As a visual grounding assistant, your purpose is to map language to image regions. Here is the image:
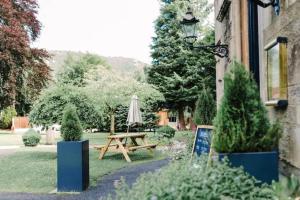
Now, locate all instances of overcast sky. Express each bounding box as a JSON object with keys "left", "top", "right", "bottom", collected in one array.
[{"left": 34, "top": 0, "right": 161, "bottom": 64}]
